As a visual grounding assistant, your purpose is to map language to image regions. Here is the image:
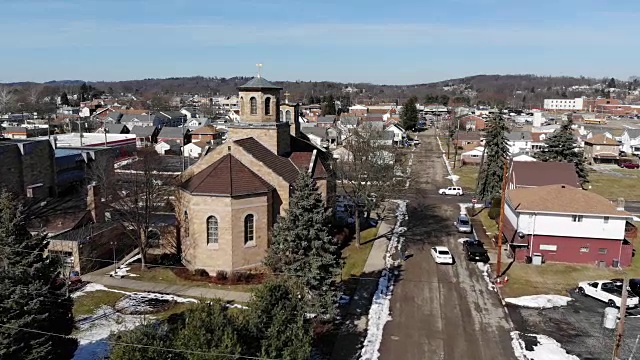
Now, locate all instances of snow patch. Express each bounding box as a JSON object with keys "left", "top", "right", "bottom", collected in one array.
[
  {"left": 477, "top": 262, "right": 496, "bottom": 291},
  {"left": 359, "top": 199, "right": 407, "bottom": 360},
  {"left": 510, "top": 331, "right": 579, "bottom": 360},
  {"left": 446, "top": 174, "right": 460, "bottom": 182},
  {"left": 634, "top": 216, "right": 640, "bottom": 222},
  {"left": 436, "top": 136, "right": 458, "bottom": 186},
  {"left": 505, "top": 295, "right": 572, "bottom": 309},
  {"left": 72, "top": 283, "right": 197, "bottom": 304},
  {"left": 457, "top": 238, "right": 472, "bottom": 244}
]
